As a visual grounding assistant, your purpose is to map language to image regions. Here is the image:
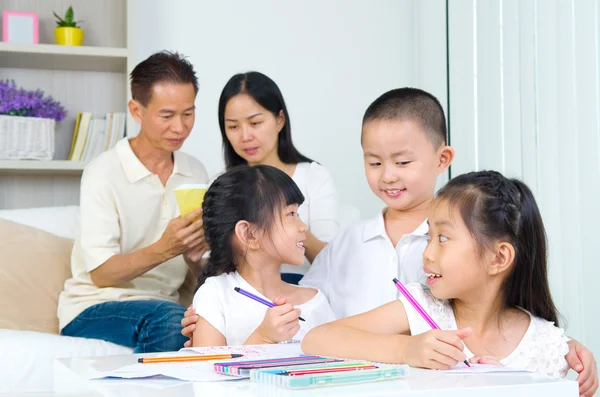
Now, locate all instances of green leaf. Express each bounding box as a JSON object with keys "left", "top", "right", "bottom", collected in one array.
[
  {"left": 65, "top": 6, "right": 74, "bottom": 24},
  {"left": 54, "top": 7, "right": 79, "bottom": 27},
  {"left": 53, "top": 11, "right": 66, "bottom": 25}
]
